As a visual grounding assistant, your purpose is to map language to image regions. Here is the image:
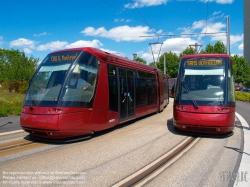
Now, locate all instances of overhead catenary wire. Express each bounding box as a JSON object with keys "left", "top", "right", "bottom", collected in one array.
[
  {"left": 101, "top": 0, "right": 228, "bottom": 60},
  {"left": 198, "top": 1, "right": 209, "bottom": 44},
  {"left": 100, "top": 0, "right": 160, "bottom": 37},
  {"left": 100, "top": 0, "right": 148, "bottom": 26},
  {"left": 139, "top": 32, "right": 227, "bottom": 38},
  {"left": 127, "top": 0, "right": 164, "bottom": 62},
  {"left": 100, "top": 0, "right": 227, "bottom": 40},
  {"left": 128, "top": 0, "right": 159, "bottom": 37}
]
